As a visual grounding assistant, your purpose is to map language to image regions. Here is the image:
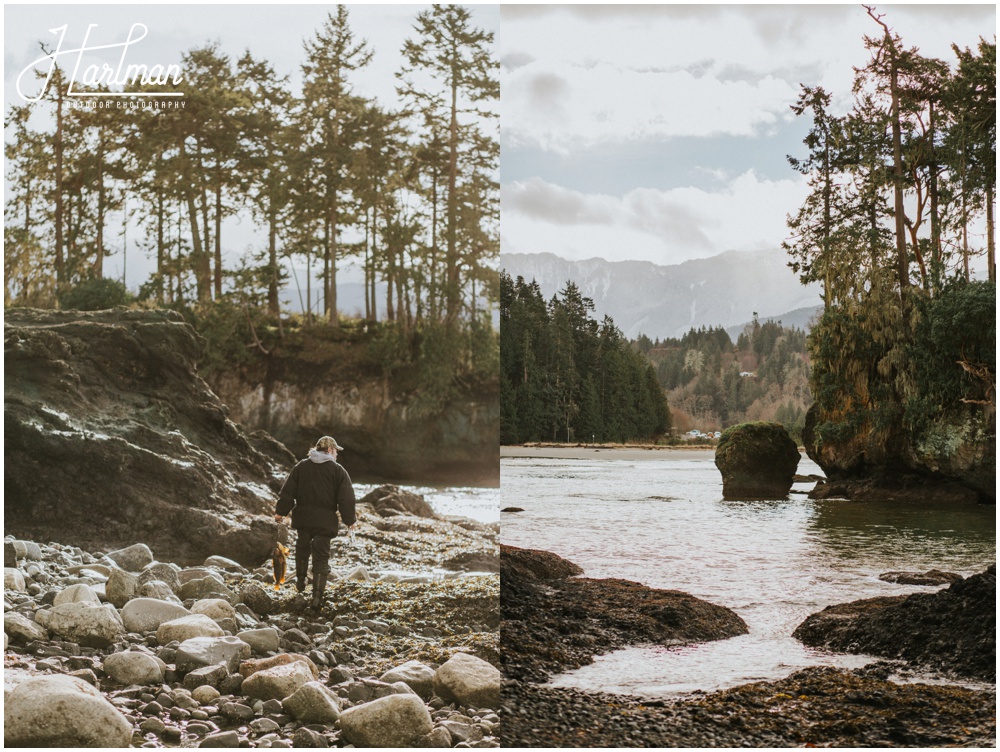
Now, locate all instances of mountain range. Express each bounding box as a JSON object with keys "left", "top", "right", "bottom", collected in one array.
[{"left": 500, "top": 248, "right": 823, "bottom": 340}]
